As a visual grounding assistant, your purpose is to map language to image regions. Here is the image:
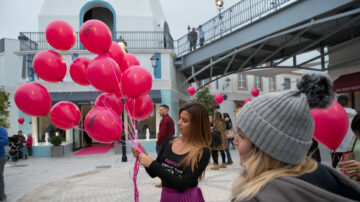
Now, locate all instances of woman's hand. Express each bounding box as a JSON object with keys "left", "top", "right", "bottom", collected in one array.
[
  {"left": 131, "top": 144, "right": 146, "bottom": 158},
  {"left": 339, "top": 160, "right": 360, "bottom": 177},
  {"left": 139, "top": 153, "right": 153, "bottom": 168}
]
